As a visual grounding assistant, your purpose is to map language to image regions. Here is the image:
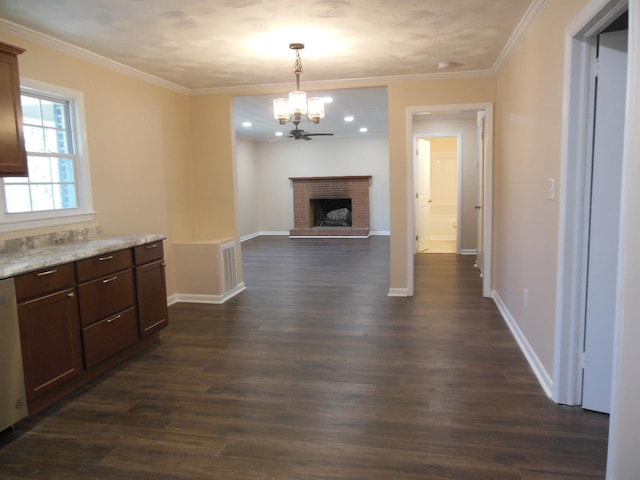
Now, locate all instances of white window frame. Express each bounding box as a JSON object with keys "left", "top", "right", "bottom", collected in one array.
[{"left": 0, "top": 78, "right": 94, "bottom": 233}]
